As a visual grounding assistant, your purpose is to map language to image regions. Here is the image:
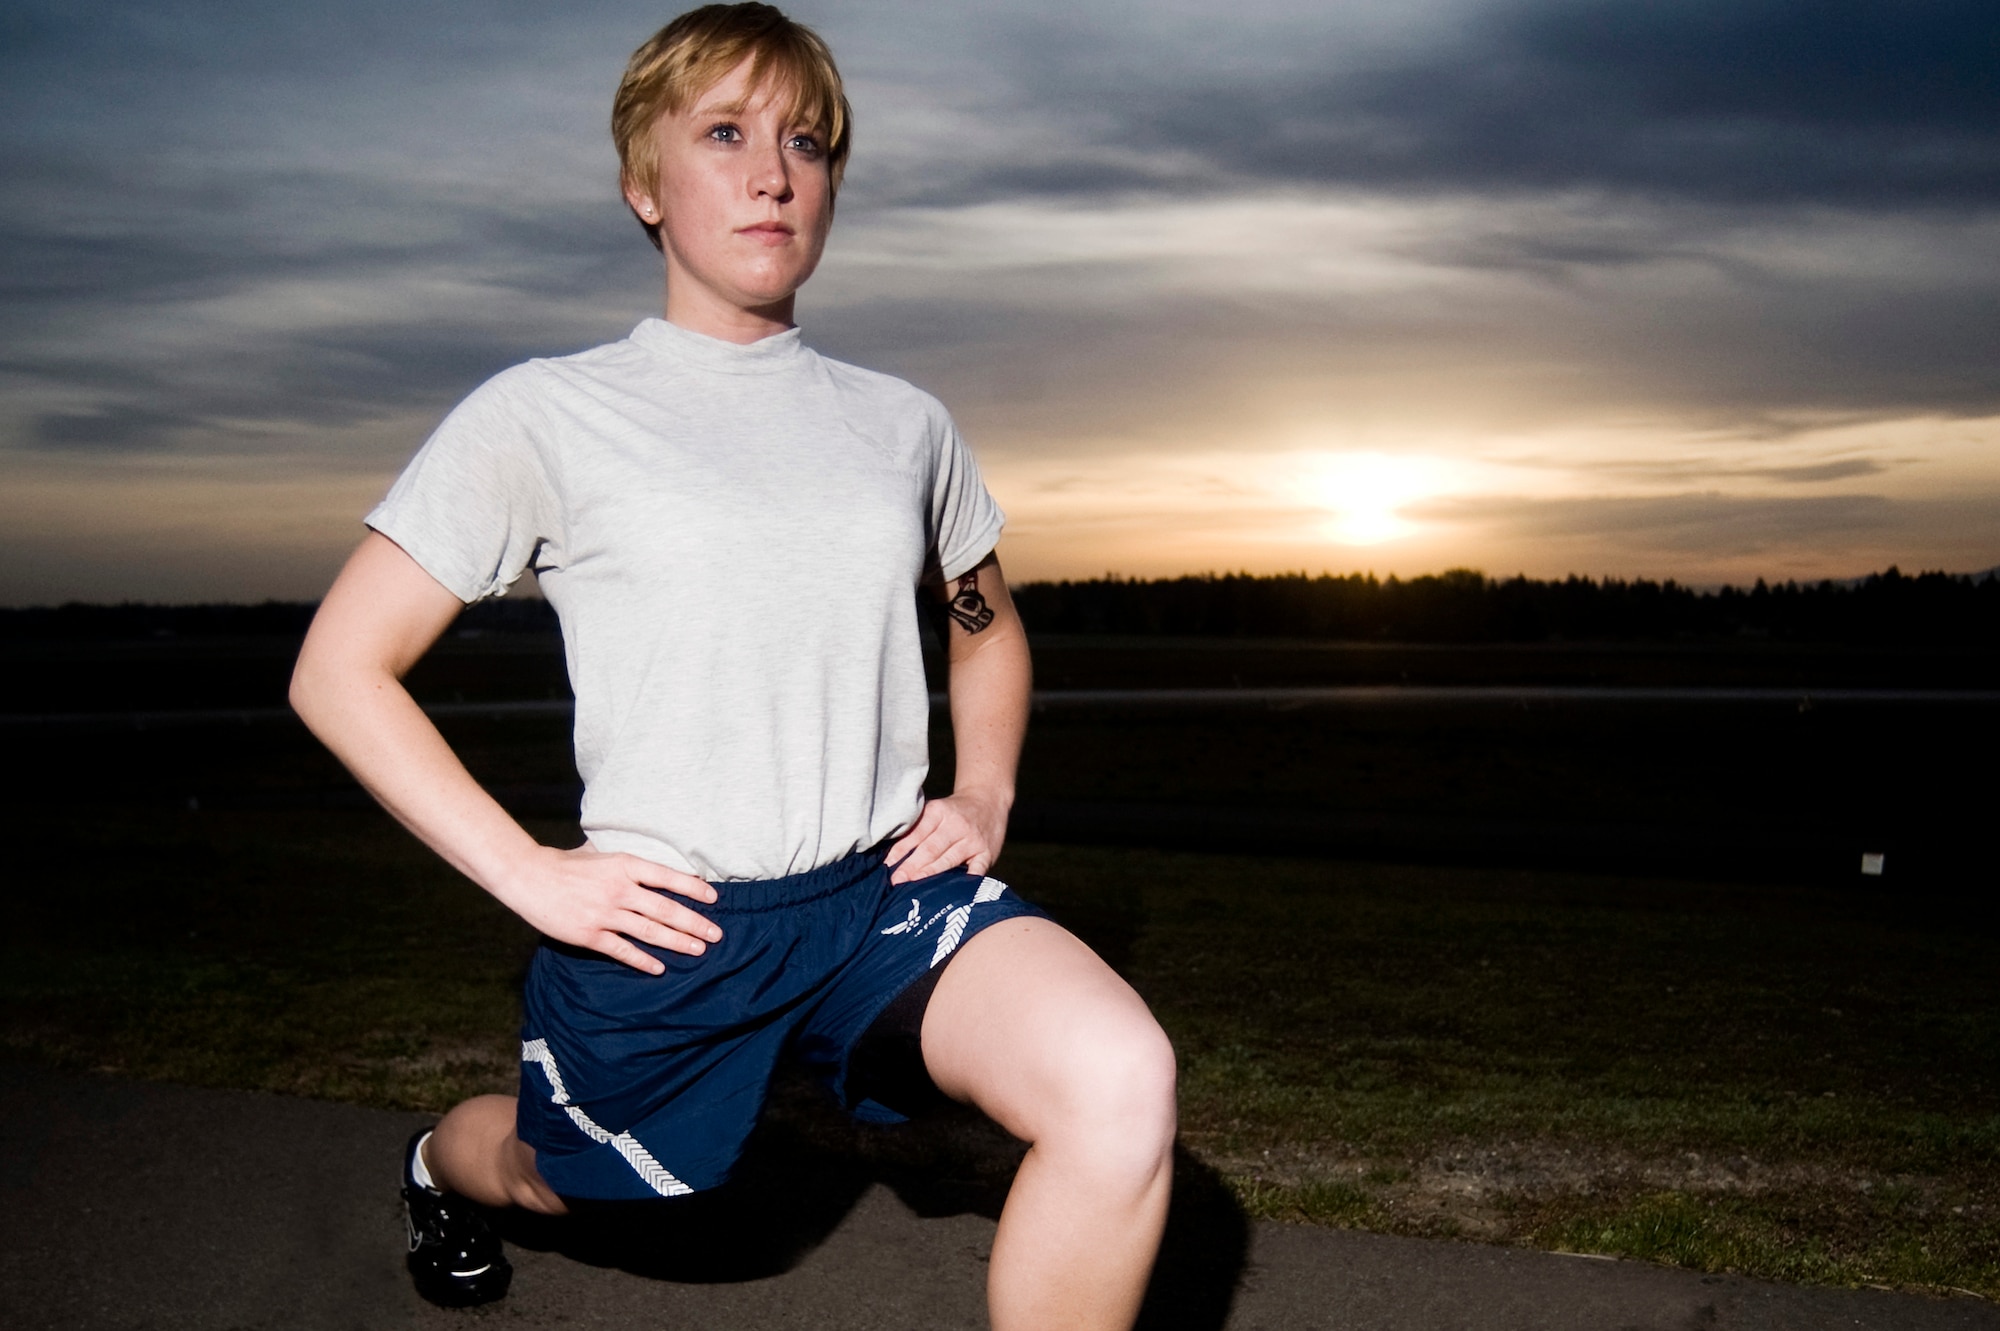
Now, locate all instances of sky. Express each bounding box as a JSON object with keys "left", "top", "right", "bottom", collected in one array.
[{"left": 3, "top": 0, "right": 1998, "bottom": 603}]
